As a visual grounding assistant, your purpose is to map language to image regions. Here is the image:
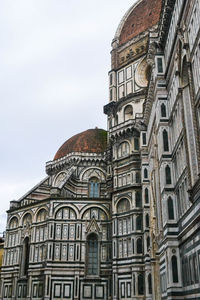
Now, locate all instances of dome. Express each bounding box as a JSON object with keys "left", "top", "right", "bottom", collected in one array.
[
  {"left": 54, "top": 128, "right": 107, "bottom": 160},
  {"left": 115, "top": 0, "right": 162, "bottom": 46}
]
